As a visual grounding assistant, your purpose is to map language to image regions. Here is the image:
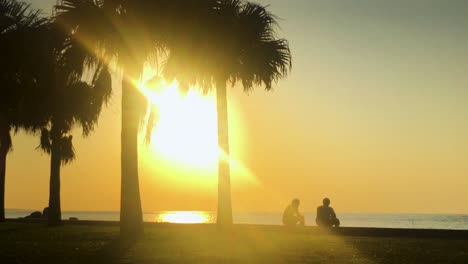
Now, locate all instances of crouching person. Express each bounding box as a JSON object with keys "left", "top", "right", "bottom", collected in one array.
[
  {"left": 283, "top": 199, "right": 305, "bottom": 226},
  {"left": 316, "top": 198, "right": 340, "bottom": 227}
]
